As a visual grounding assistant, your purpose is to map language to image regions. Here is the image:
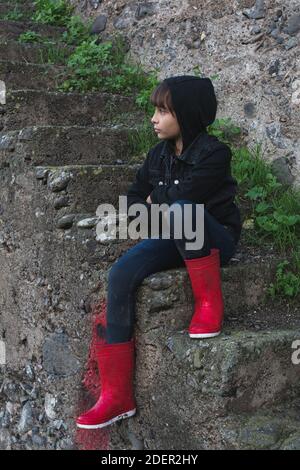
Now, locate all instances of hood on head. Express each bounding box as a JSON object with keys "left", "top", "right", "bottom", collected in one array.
[{"left": 163, "top": 75, "right": 217, "bottom": 154}]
